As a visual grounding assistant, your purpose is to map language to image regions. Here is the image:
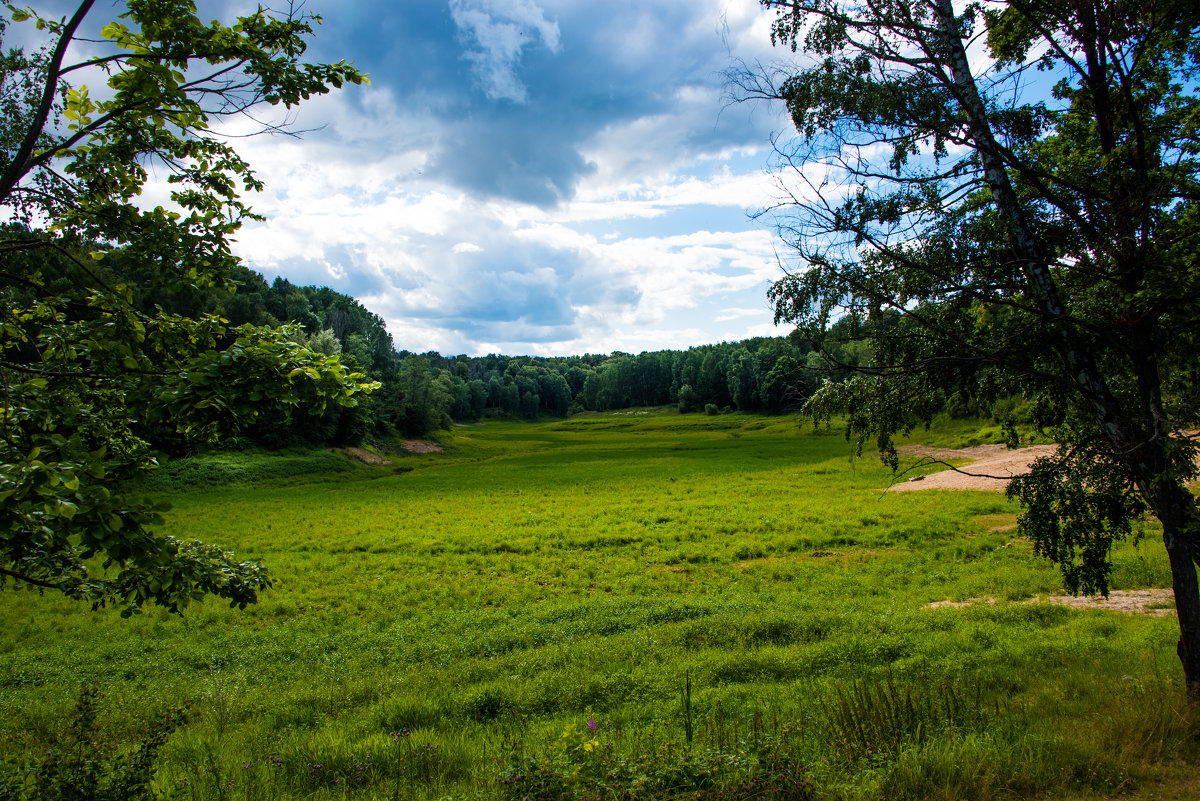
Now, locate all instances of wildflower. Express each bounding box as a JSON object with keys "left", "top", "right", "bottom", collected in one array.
[{"left": 587, "top": 719, "right": 598, "bottom": 731}]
